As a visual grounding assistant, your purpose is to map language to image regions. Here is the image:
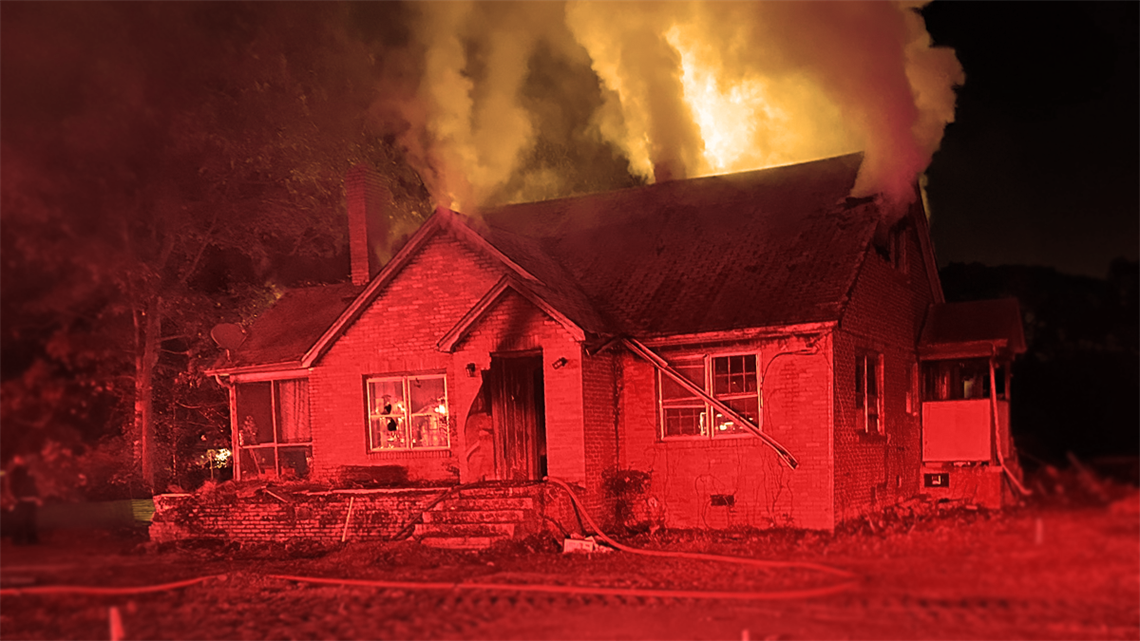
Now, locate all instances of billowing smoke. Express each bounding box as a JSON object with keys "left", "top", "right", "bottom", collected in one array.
[{"left": 380, "top": 1, "right": 962, "bottom": 211}]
